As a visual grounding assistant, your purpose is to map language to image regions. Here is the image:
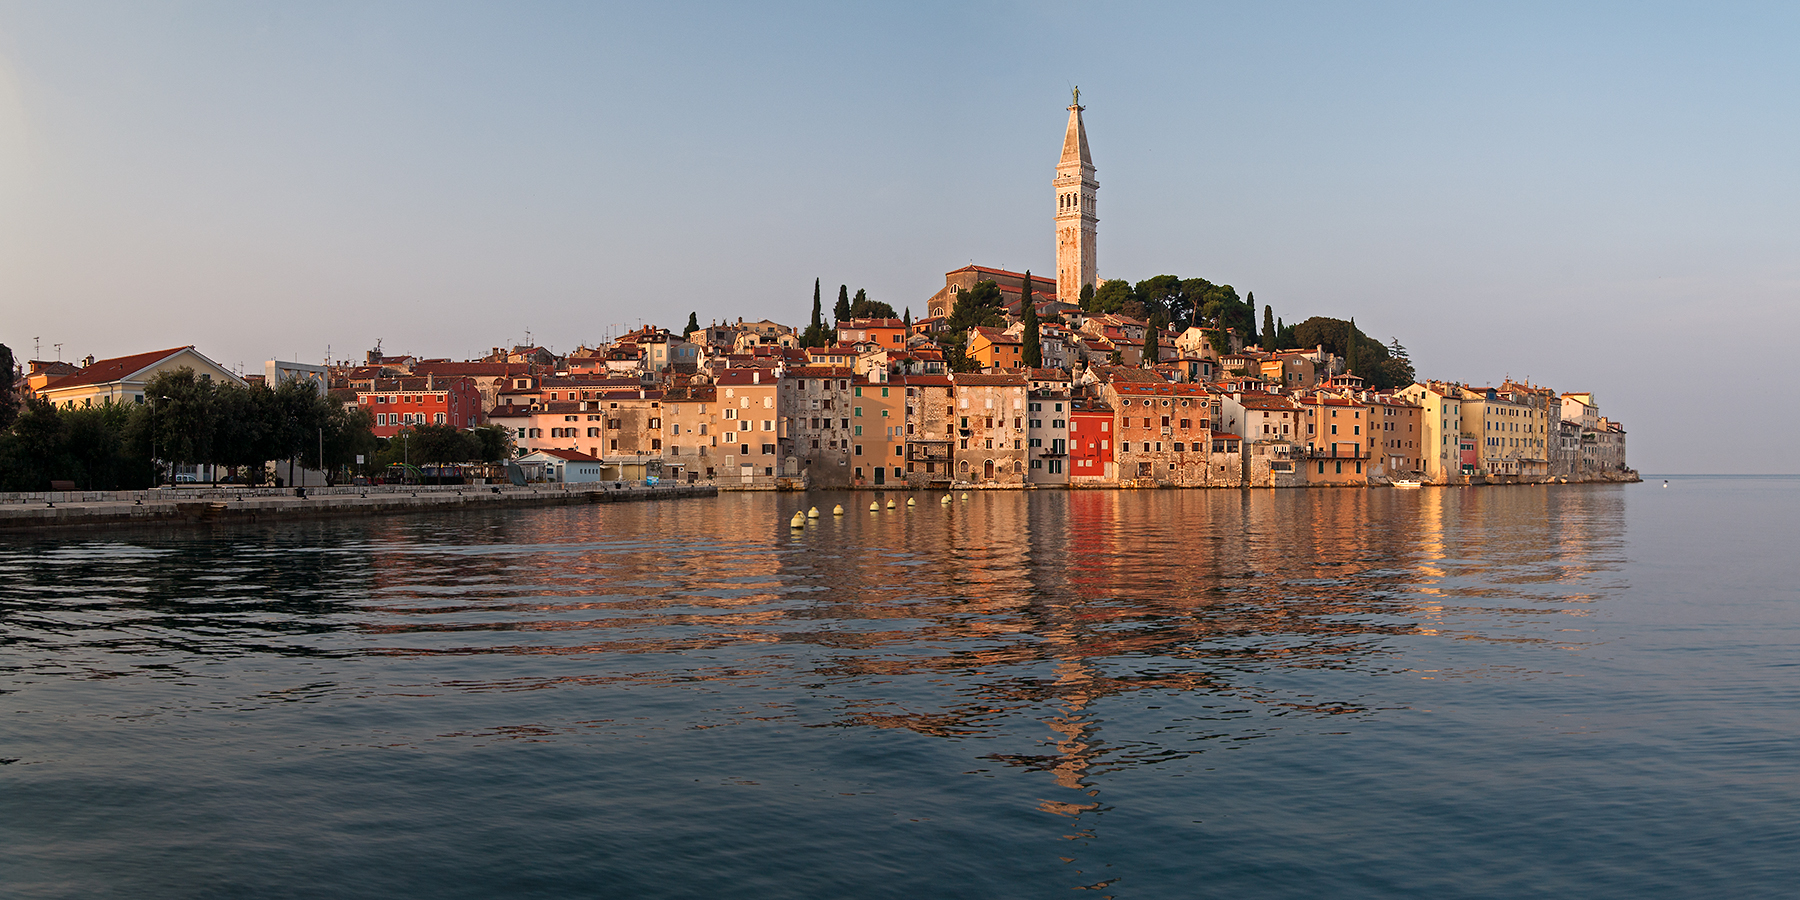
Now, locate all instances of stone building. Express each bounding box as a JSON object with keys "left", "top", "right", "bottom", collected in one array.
[
  {"left": 900, "top": 374, "right": 956, "bottom": 488},
  {"left": 1104, "top": 382, "right": 1244, "bottom": 487},
  {"left": 778, "top": 366, "right": 854, "bottom": 487},
  {"left": 949, "top": 372, "right": 1029, "bottom": 486}
]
